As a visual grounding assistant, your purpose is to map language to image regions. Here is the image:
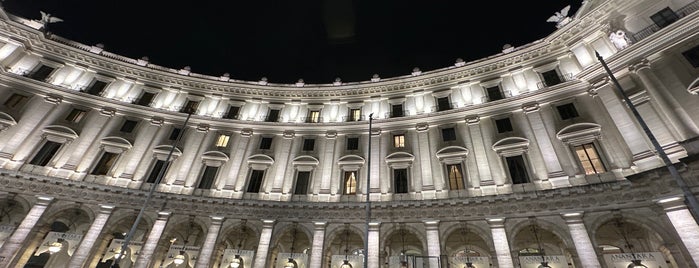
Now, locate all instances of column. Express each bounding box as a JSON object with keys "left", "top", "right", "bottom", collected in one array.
[
  {"left": 0, "top": 95, "right": 61, "bottom": 163},
  {"left": 415, "top": 123, "right": 434, "bottom": 191},
  {"left": 369, "top": 129, "right": 381, "bottom": 194},
  {"left": 113, "top": 117, "right": 165, "bottom": 180},
  {"left": 0, "top": 196, "right": 54, "bottom": 265},
  {"left": 195, "top": 216, "right": 224, "bottom": 268},
  {"left": 522, "top": 103, "right": 566, "bottom": 184},
  {"left": 134, "top": 211, "right": 171, "bottom": 268},
  {"left": 656, "top": 196, "right": 699, "bottom": 265},
  {"left": 253, "top": 219, "right": 275, "bottom": 268},
  {"left": 221, "top": 130, "right": 252, "bottom": 190},
  {"left": 367, "top": 222, "right": 381, "bottom": 268},
  {"left": 423, "top": 220, "right": 441, "bottom": 268},
  {"left": 309, "top": 222, "right": 327, "bottom": 268},
  {"left": 270, "top": 131, "right": 294, "bottom": 195},
  {"left": 466, "top": 116, "right": 493, "bottom": 184},
  {"left": 487, "top": 218, "right": 514, "bottom": 268},
  {"left": 318, "top": 131, "right": 337, "bottom": 195},
  {"left": 561, "top": 212, "right": 602, "bottom": 268},
  {"left": 62, "top": 107, "right": 118, "bottom": 171},
  {"left": 183, "top": 125, "right": 216, "bottom": 186},
  {"left": 67, "top": 204, "right": 115, "bottom": 268},
  {"left": 172, "top": 125, "right": 208, "bottom": 185}
]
